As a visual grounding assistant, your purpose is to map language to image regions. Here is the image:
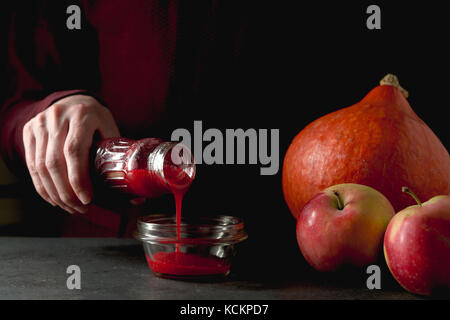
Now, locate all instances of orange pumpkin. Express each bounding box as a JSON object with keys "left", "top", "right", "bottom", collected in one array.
[{"left": 282, "top": 74, "right": 450, "bottom": 219}]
